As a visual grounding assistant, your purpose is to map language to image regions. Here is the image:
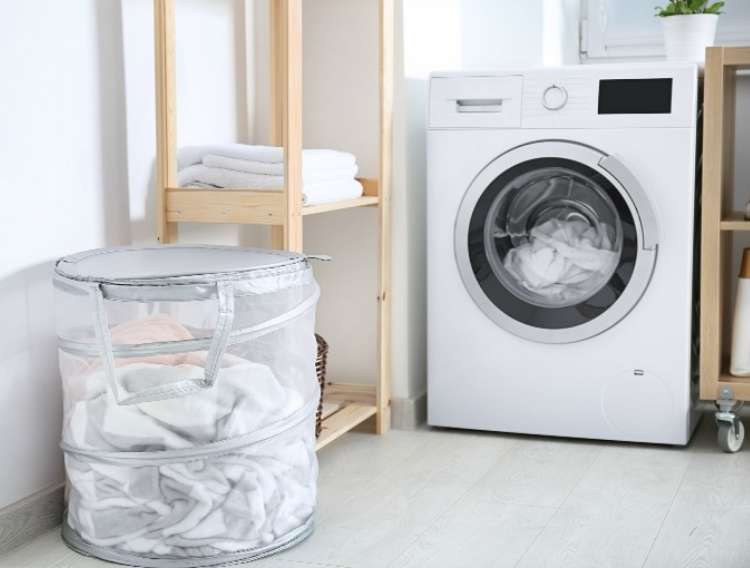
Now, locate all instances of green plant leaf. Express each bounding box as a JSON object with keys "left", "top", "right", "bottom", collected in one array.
[
  {"left": 655, "top": 1, "right": 679, "bottom": 17},
  {"left": 655, "top": 0, "right": 723, "bottom": 15},
  {"left": 678, "top": 1, "right": 693, "bottom": 14}
]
